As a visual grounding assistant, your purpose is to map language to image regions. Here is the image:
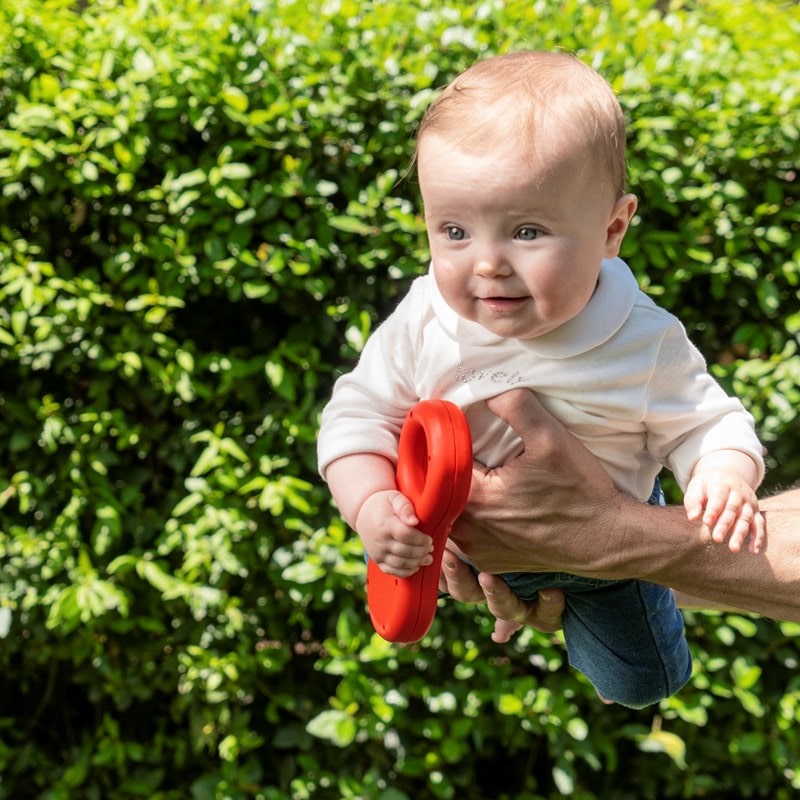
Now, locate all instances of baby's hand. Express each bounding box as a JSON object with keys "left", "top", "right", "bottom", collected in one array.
[
  {"left": 356, "top": 490, "right": 433, "bottom": 577},
  {"left": 684, "top": 469, "right": 765, "bottom": 554}
]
